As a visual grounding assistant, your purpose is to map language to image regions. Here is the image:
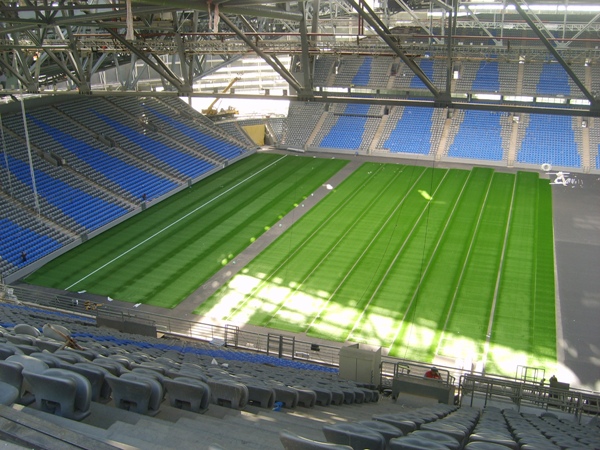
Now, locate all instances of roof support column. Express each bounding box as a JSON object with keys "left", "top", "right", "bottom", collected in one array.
[{"left": 298, "top": 1, "right": 313, "bottom": 93}]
